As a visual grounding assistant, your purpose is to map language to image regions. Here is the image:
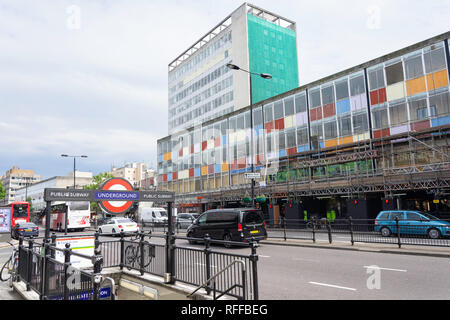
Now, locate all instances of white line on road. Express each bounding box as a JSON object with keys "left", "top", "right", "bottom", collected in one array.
[
  {"left": 308, "top": 282, "right": 357, "bottom": 291},
  {"left": 363, "top": 266, "right": 407, "bottom": 272},
  {"left": 259, "top": 255, "right": 271, "bottom": 258}
]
